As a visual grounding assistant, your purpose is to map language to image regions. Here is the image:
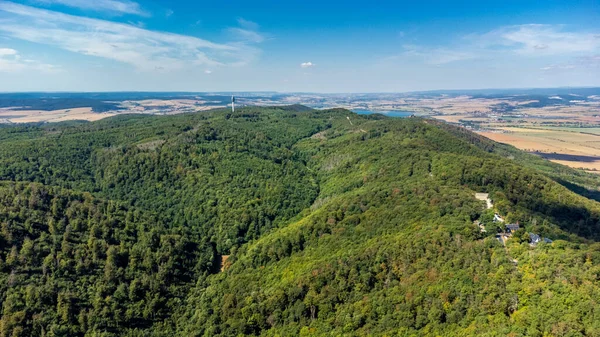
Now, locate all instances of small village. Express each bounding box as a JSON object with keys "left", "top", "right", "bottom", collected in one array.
[{"left": 474, "top": 193, "right": 553, "bottom": 247}]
